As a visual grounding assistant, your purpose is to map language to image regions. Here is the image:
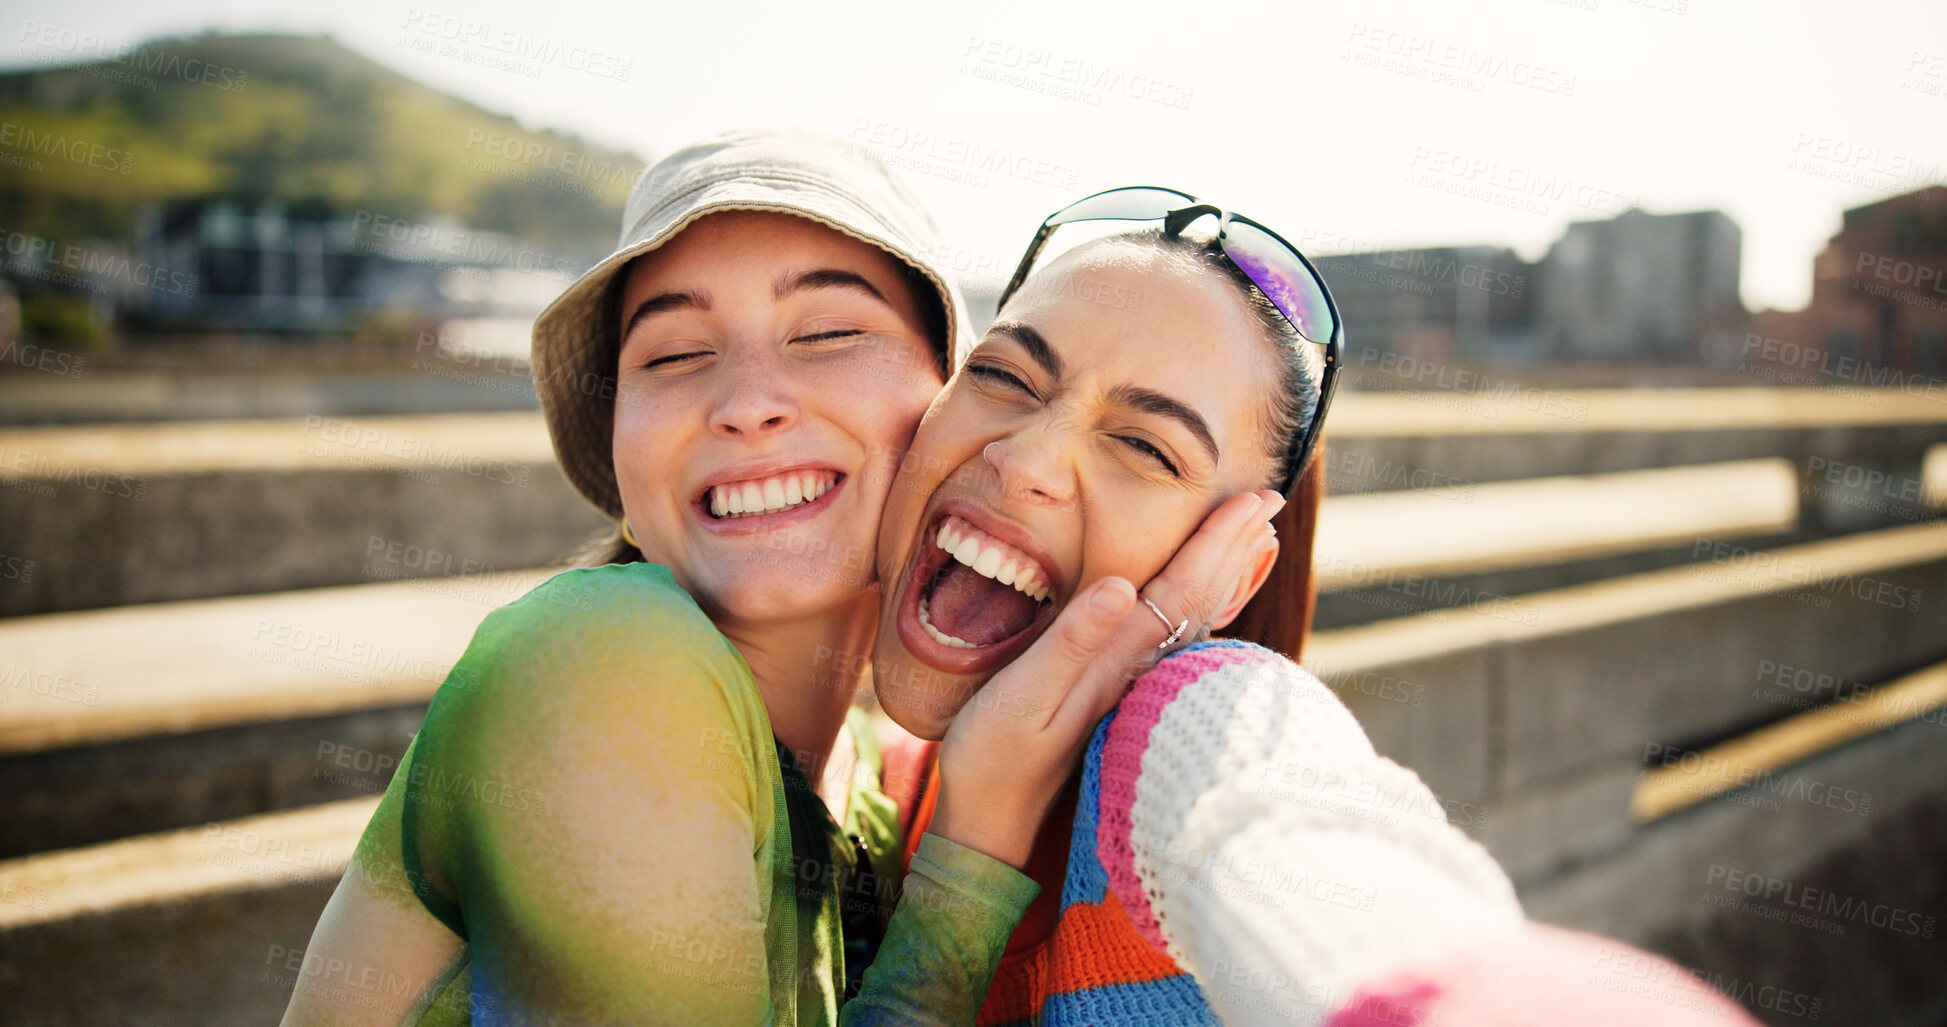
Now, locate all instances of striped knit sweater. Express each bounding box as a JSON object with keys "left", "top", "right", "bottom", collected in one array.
[{"left": 973, "top": 640, "right": 1760, "bottom": 1027}]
